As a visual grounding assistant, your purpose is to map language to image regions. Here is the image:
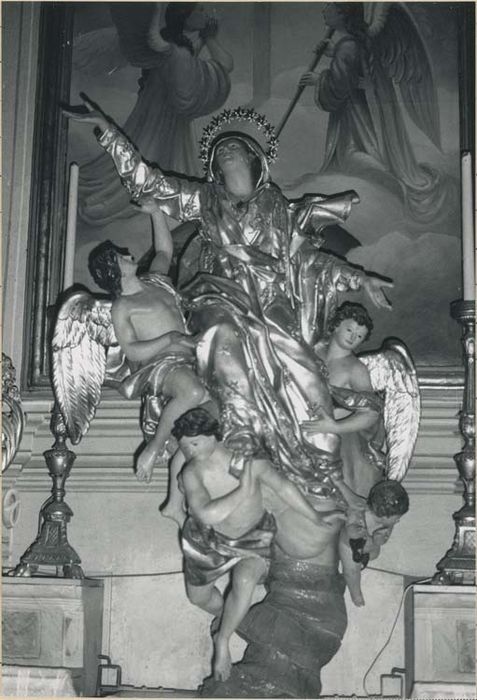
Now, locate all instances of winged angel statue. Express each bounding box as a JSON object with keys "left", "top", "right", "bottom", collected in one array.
[{"left": 301, "top": 2, "right": 454, "bottom": 224}]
